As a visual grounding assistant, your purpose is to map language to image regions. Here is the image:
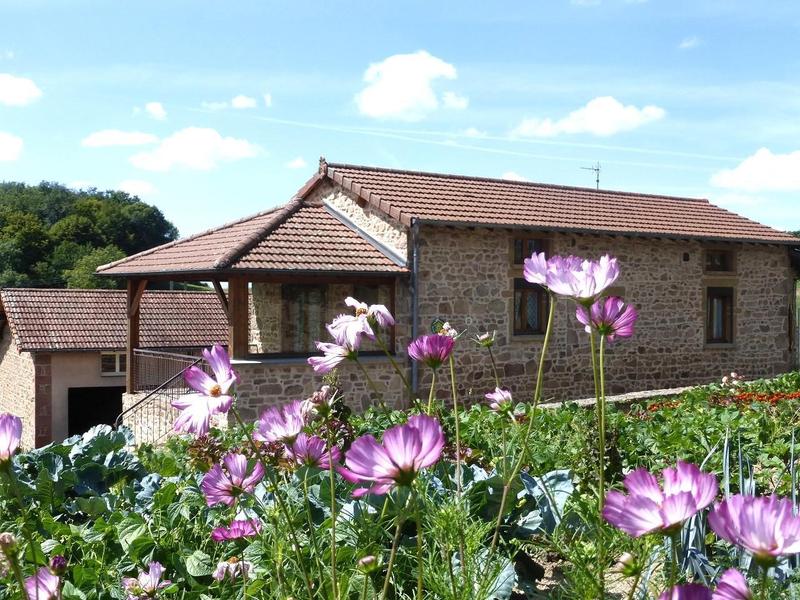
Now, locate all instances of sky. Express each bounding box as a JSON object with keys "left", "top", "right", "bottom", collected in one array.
[{"left": 1, "top": 0, "right": 799, "bottom": 237}]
